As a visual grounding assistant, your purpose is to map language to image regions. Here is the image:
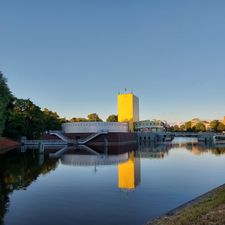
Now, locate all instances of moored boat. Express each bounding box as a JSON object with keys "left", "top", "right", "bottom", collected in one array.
[{"left": 213, "top": 134, "right": 225, "bottom": 144}]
